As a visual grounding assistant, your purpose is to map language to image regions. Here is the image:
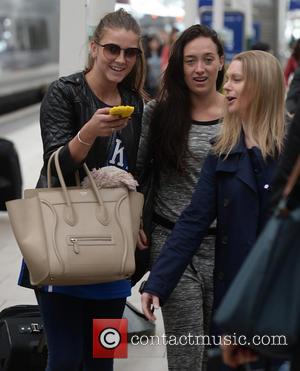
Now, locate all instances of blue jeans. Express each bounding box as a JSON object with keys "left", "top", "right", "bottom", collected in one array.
[{"left": 37, "top": 291, "right": 126, "bottom": 371}]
